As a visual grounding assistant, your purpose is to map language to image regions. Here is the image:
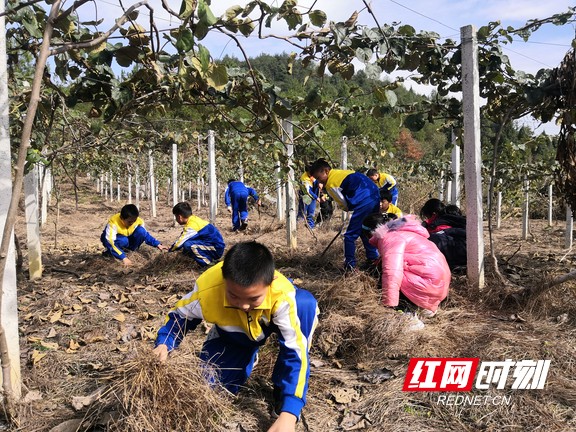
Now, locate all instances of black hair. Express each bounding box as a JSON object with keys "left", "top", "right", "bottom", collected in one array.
[
  {"left": 366, "top": 168, "right": 378, "bottom": 177},
  {"left": 222, "top": 242, "right": 275, "bottom": 287},
  {"left": 120, "top": 204, "right": 139, "bottom": 219},
  {"left": 444, "top": 204, "right": 463, "bottom": 216},
  {"left": 227, "top": 179, "right": 236, "bottom": 185},
  {"left": 420, "top": 198, "right": 445, "bottom": 220},
  {"left": 309, "top": 158, "right": 331, "bottom": 177},
  {"left": 173, "top": 201, "right": 192, "bottom": 218},
  {"left": 379, "top": 189, "right": 393, "bottom": 203},
  {"left": 362, "top": 212, "right": 390, "bottom": 237}
]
